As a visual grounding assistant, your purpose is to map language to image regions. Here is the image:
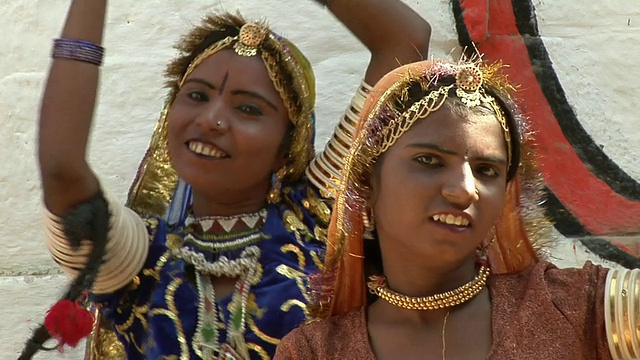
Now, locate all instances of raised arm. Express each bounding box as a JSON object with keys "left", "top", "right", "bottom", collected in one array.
[
  {"left": 39, "top": 0, "right": 107, "bottom": 215},
  {"left": 326, "top": 0, "right": 432, "bottom": 84},
  {"left": 306, "top": 0, "right": 431, "bottom": 198}
]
